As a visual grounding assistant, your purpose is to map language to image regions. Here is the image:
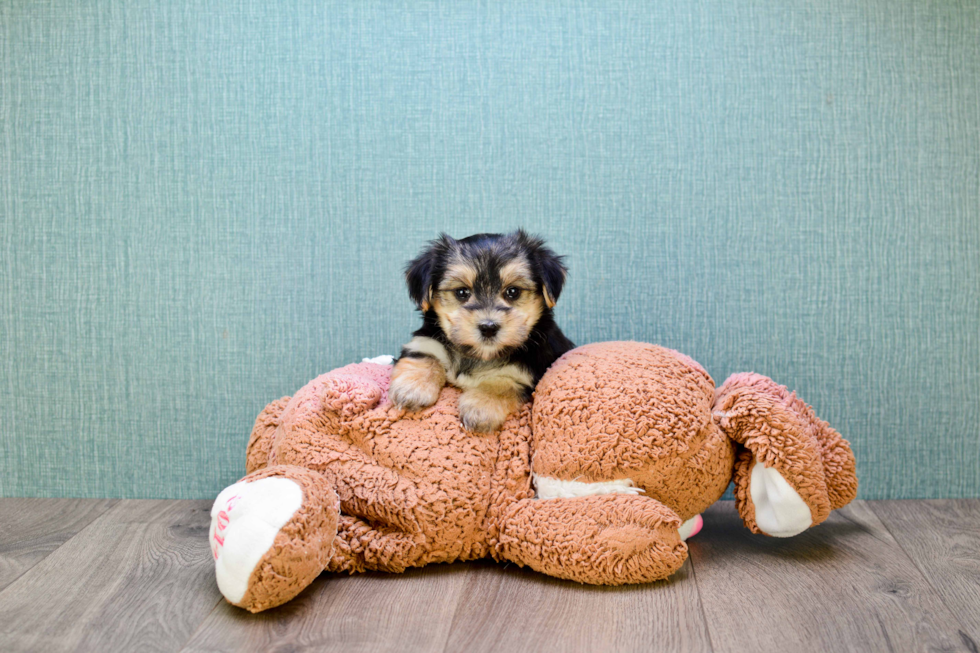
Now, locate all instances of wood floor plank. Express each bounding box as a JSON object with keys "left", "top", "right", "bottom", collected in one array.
[
  {"left": 182, "top": 563, "right": 473, "bottom": 652},
  {"left": 444, "top": 558, "right": 713, "bottom": 653},
  {"left": 871, "top": 499, "right": 980, "bottom": 641},
  {"left": 2, "top": 498, "right": 974, "bottom": 653},
  {"left": 0, "top": 499, "right": 222, "bottom": 653},
  {"left": 688, "top": 500, "right": 975, "bottom": 653},
  {"left": 0, "top": 498, "right": 117, "bottom": 591}
]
